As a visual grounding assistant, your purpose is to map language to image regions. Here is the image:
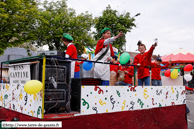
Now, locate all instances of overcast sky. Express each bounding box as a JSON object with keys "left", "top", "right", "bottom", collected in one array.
[{"left": 44, "top": 0, "right": 194, "bottom": 56}]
